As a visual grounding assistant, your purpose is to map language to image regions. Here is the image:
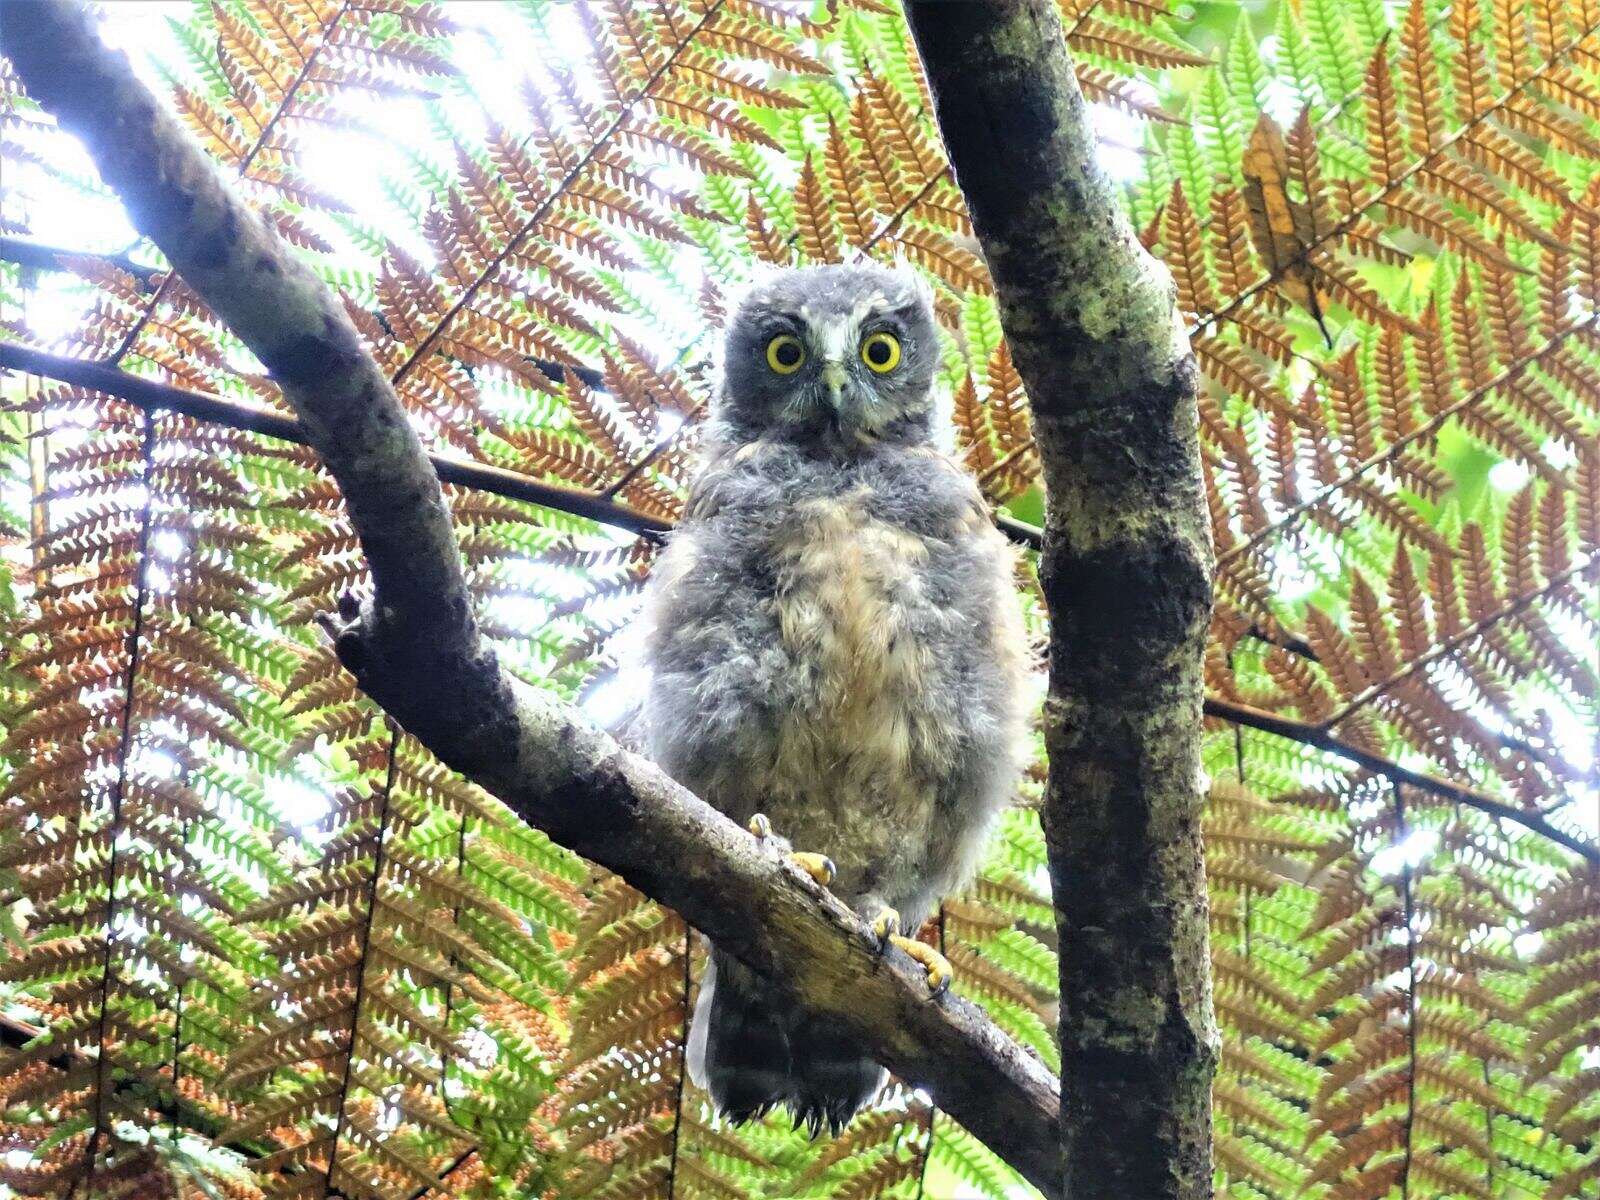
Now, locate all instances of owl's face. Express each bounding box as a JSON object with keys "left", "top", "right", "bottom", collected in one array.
[{"left": 717, "top": 265, "right": 939, "bottom": 446}]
